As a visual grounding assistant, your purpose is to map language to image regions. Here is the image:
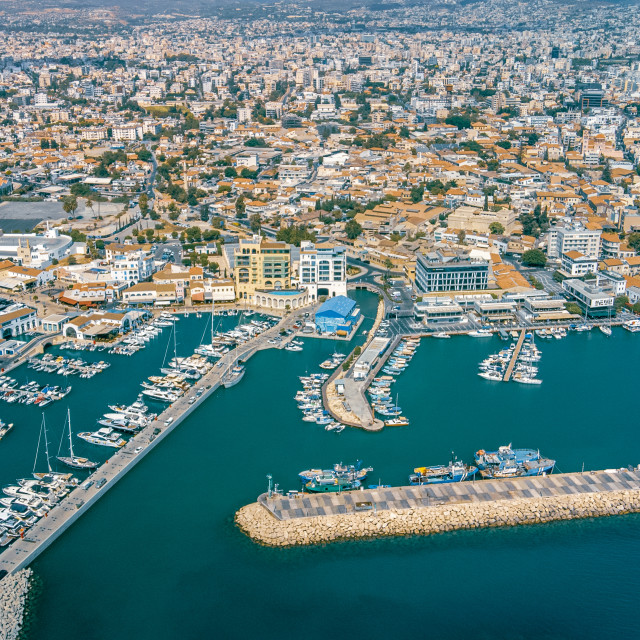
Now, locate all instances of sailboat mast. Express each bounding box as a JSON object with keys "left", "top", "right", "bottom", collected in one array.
[
  {"left": 67, "top": 408, "right": 74, "bottom": 458},
  {"left": 43, "top": 413, "right": 52, "bottom": 473}
]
